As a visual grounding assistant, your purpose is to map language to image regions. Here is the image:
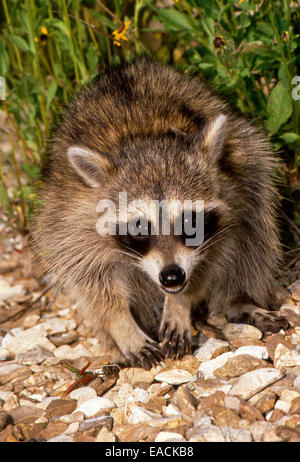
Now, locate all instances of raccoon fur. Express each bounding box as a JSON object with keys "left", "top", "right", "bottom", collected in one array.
[{"left": 30, "top": 60, "right": 286, "bottom": 368}]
